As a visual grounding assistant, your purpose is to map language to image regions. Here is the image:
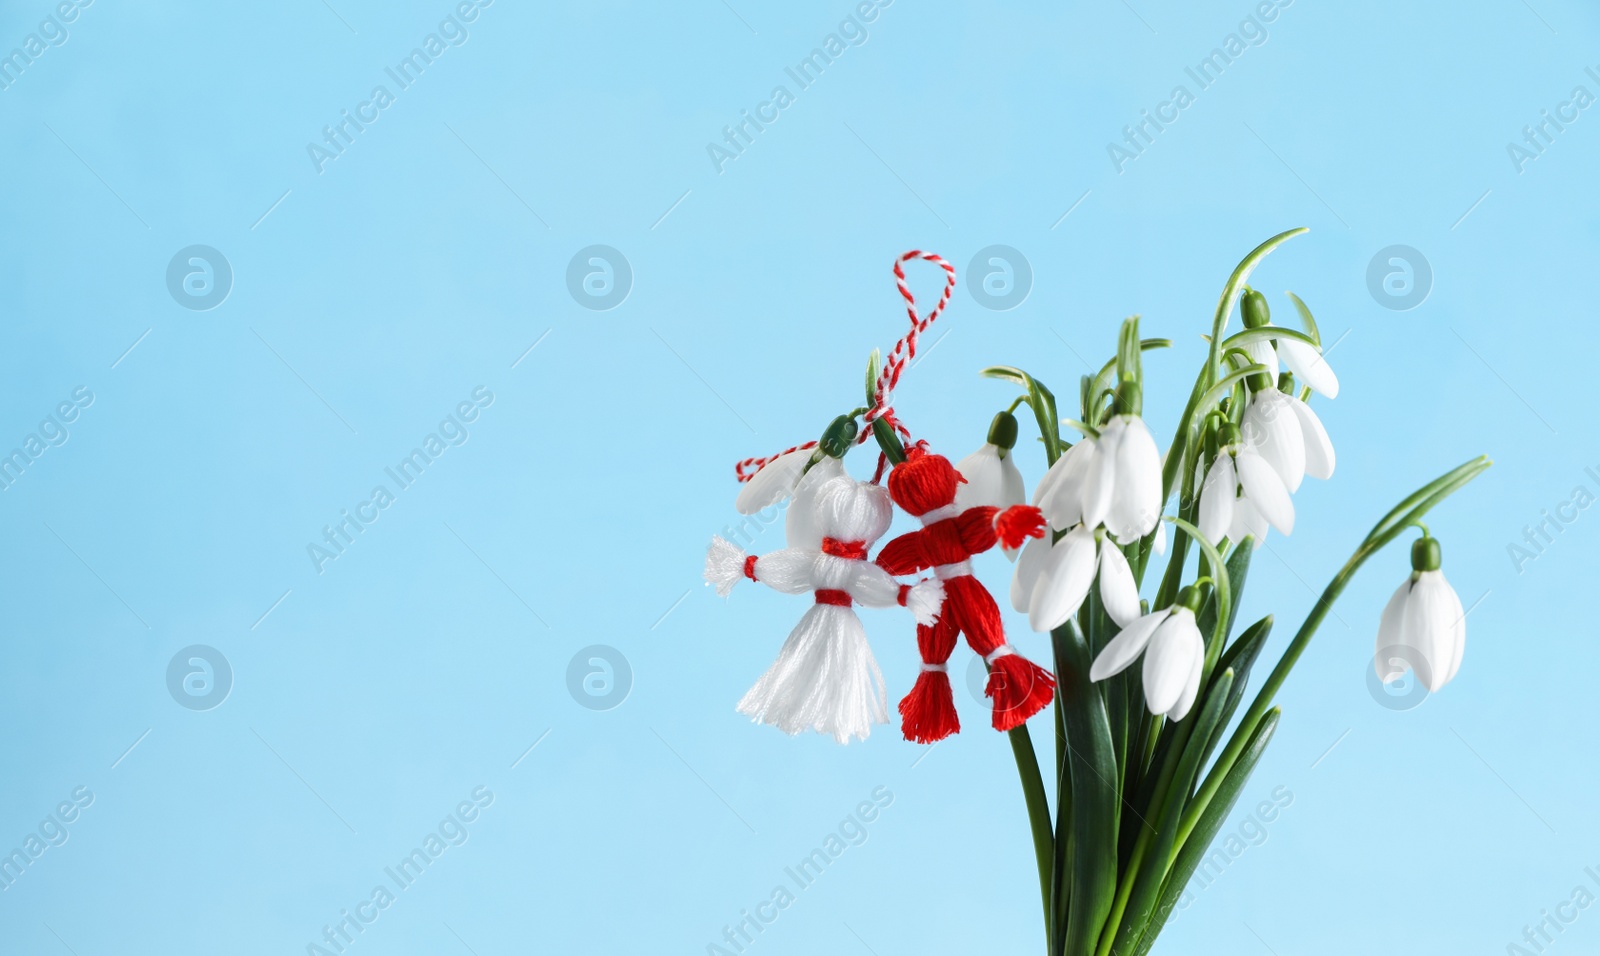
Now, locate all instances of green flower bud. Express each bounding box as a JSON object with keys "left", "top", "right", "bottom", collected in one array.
[
  {"left": 1411, "top": 536, "right": 1442, "bottom": 573},
  {"left": 1176, "top": 585, "right": 1203, "bottom": 612},
  {"left": 987, "top": 410, "right": 1019, "bottom": 453},
  {"left": 1241, "top": 288, "right": 1271, "bottom": 329},
  {"left": 818, "top": 415, "right": 859, "bottom": 459},
  {"left": 1218, "top": 422, "right": 1242, "bottom": 448}
]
